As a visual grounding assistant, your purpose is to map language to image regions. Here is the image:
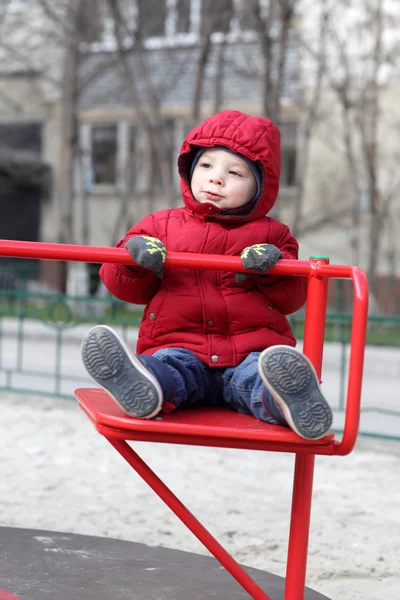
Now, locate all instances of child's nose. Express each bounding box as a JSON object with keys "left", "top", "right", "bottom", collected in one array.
[{"left": 209, "top": 176, "right": 223, "bottom": 185}]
